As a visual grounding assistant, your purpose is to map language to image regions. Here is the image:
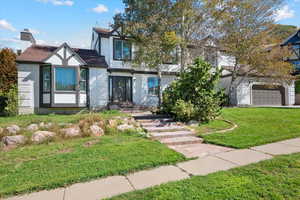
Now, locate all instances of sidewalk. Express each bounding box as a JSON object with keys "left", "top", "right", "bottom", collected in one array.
[{"left": 6, "top": 137, "right": 300, "bottom": 200}]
